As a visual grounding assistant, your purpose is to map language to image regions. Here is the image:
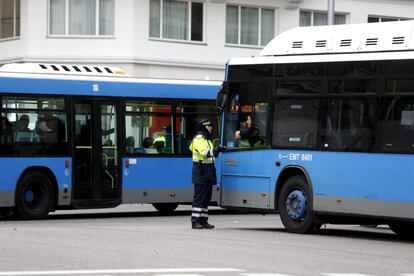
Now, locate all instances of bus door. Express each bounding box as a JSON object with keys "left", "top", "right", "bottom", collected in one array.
[
  {"left": 72, "top": 99, "right": 121, "bottom": 206},
  {"left": 220, "top": 80, "right": 272, "bottom": 209}
]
